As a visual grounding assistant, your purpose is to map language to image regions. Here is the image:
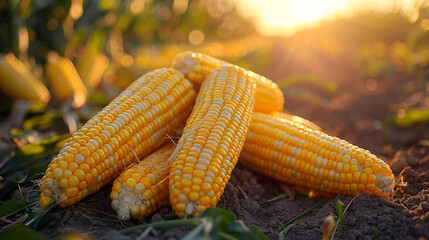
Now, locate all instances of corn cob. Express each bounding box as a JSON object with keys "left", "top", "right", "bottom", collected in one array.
[
  {"left": 0, "top": 53, "right": 50, "bottom": 105},
  {"left": 39, "top": 68, "right": 196, "bottom": 208},
  {"left": 45, "top": 53, "right": 88, "bottom": 108},
  {"left": 169, "top": 65, "right": 256, "bottom": 218},
  {"left": 240, "top": 112, "right": 395, "bottom": 198},
  {"left": 172, "top": 51, "right": 284, "bottom": 114},
  {"left": 77, "top": 52, "right": 109, "bottom": 90},
  {"left": 275, "top": 112, "right": 321, "bottom": 131},
  {"left": 111, "top": 142, "right": 175, "bottom": 220}
]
